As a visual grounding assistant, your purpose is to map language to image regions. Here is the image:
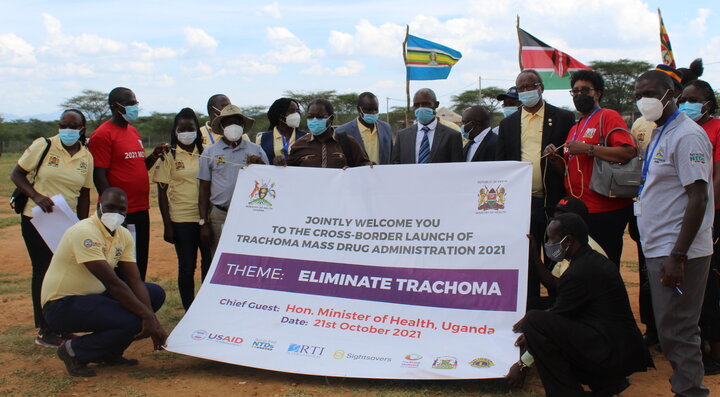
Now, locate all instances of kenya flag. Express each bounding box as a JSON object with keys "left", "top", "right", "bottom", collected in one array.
[{"left": 517, "top": 27, "right": 590, "bottom": 89}]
